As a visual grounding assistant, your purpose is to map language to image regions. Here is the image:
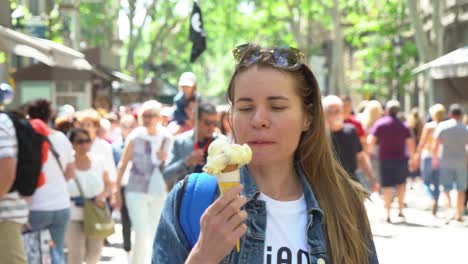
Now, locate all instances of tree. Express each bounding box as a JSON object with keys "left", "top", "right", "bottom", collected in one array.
[
  {"left": 345, "top": 0, "right": 418, "bottom": 100},
  {"left": 407, "top": 0, "right": 444, "bottom": 63},
  {"left": 79, "top": 0, "right": 119, "bottom": 49},
  {"left": 15, "top": 0, "right": 422, "bottom": 100},
  {"left": 124, "top": 0, "right": 157, "bottom": 71}
]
